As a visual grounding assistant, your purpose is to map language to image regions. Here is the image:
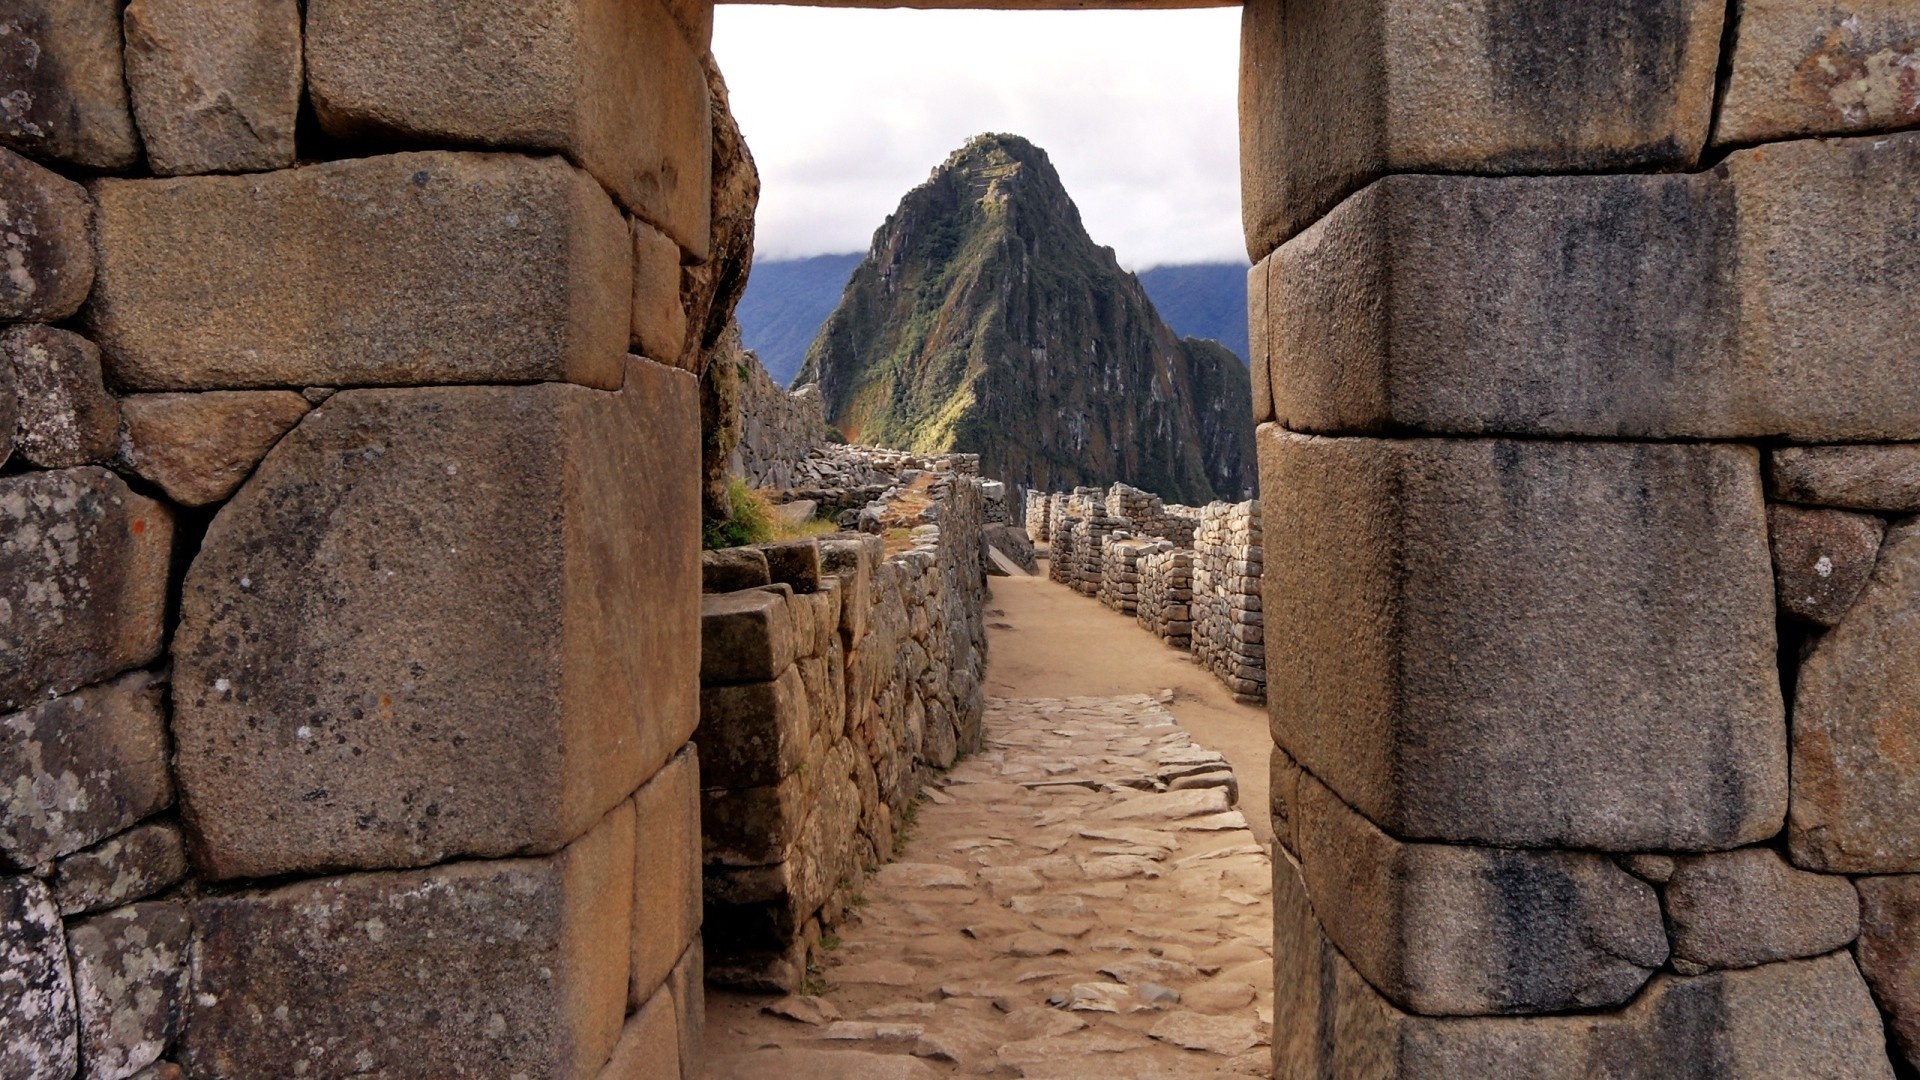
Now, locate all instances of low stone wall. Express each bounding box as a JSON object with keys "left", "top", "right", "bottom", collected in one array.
[
  {"left": 697, "top": 467, "right": 987, "bottom": 990},
  {"left": 731, "top": 350, "right": 824, "bottom": 490},
  {"left": 1191, "top": 501, "right": 1266, "bottom": 703},
  {"left": 1137, "top": 544, "right": 1194, "bottom": 647}
]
